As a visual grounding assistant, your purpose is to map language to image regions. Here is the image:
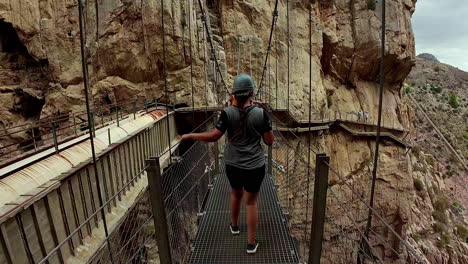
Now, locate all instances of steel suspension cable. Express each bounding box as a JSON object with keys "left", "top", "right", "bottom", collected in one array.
[
  {"left": 161, "top": 0, "right": 172, "bottom": 163},
  {"left": 302, "top": 0, "right": 314, "bottom": 257},
  {"left": 287, "top": 0, "right": 290, "bottom": 111},
  {"left": 188, "top": 0, "right": 196, "bottom": 128},
  {"left": 364, "top": 0, "right": 386, "bottom": 242},
  {"left": 255, "top": 0, "right": 279, "bottom": 97},
  {"left": 275, "top": 21, "right": 278, "bottom": 109},
  {"left": 77, "top": 0, "right": 113, "bottom": 261},
  {"left": 196, "top": 0, "right": 230, "bottom": 95}
]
